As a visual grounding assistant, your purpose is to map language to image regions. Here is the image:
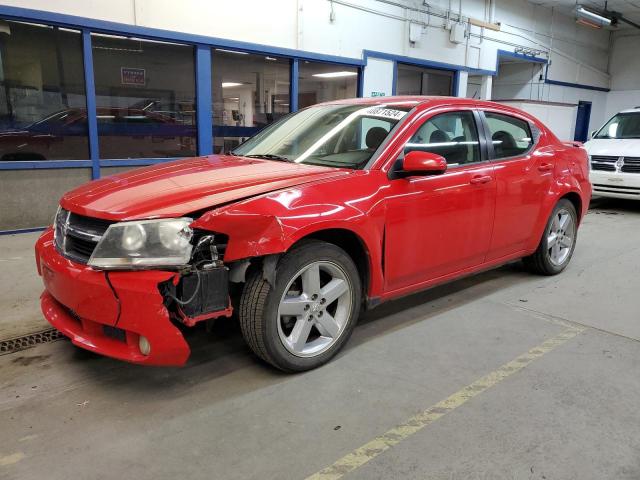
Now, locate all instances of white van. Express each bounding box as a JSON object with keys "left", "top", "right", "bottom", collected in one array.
[{"left": 584, "top": 107, "right": 640, "bottom": 199}]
